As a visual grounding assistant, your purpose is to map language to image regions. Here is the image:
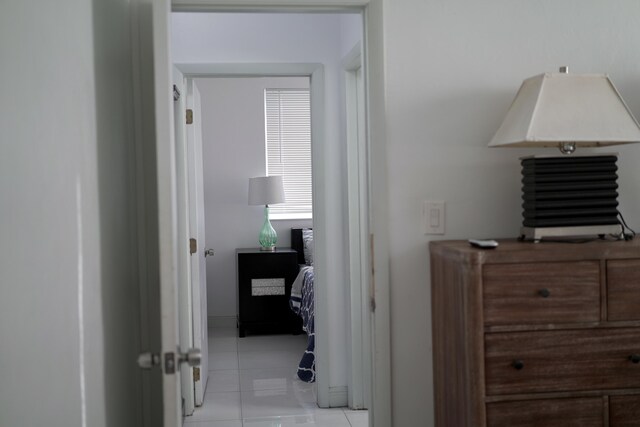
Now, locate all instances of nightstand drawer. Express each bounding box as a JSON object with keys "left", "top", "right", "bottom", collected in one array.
[
  {"left": 608, "top": 259, "right": 640, "bottom": 321},
  {"left": 483, "top": 261, "right": 600, "bottom": 326},
  {"left": 486, "top": 397, "right": 603, "bottom": 427},
  {"left": 485, "top": 328, "right": 640, "bottom": 396}
]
